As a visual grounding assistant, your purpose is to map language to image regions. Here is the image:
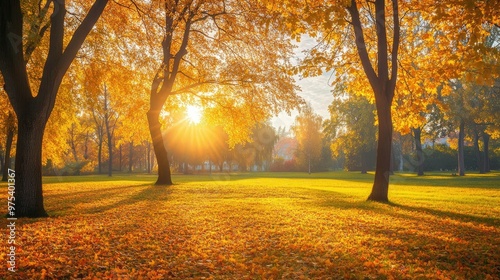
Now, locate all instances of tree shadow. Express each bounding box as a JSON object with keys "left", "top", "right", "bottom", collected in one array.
[
  {"left": 312, "top": 188, "right": 499, "bottom": 227},
  {"left": 87, "top": 185, "right": 173, "bottom": 214},
  {"left": 43, "top": 183, "right": 171, "bottom": 217}
]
